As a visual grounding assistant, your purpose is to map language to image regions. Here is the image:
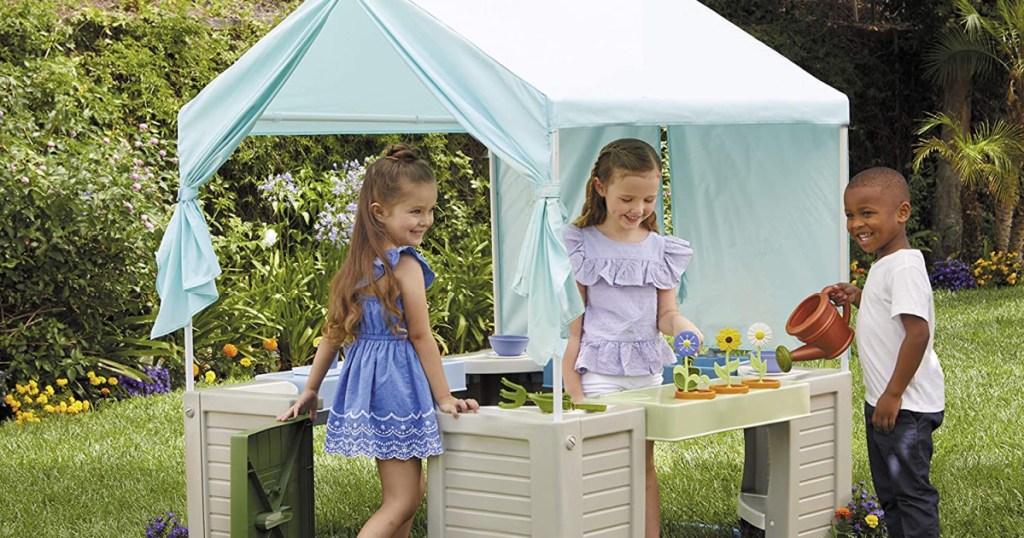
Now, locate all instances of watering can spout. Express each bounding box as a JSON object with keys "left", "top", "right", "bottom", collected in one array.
[{"left": 774, "top": 344, "right": 826, "bottom": 372}]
